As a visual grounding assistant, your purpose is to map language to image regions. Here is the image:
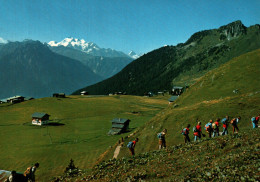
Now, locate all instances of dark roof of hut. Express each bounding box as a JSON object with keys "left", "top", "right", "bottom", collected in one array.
[
  {"left": 32, "top": 112, "right": 50, "bottom": 118},
  {"left": 111, "top": 118, "right": 130, "bottom": 124},
  {"left": 168, "top": 96, "right": 179, "bottom": 102}
]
